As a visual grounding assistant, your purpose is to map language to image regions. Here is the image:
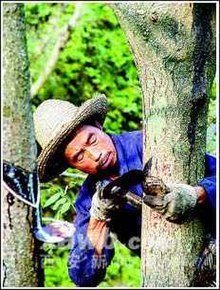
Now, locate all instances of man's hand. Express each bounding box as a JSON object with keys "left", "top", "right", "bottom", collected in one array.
[
  {"left": 88, "top": 180, "right": 123, "bottom": 255},
  {"left": 90, "top": 180, "right": 122, "bottom": 221},
  {"left": 143, "top": 183, "right": 199, "bottom": 223}
]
